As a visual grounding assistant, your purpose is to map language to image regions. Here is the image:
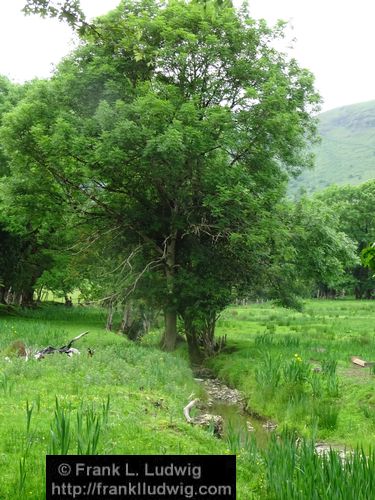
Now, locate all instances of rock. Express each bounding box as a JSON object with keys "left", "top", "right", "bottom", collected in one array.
[
  {"left": 247, "top": 421, "right": 255, "bottom": 432},
  {"left": 262, "top": 421, "right": 277, "bottom": 431},
  {"left": 315, "top": 443, "right": 347, "bottom": 460},
  {"left": 201, "top": 379, "right": 244, "bottom": 406},
  {"left": 192, "top": 367, "right": 215, "bottom": 379},
  {"left": 191, "top": 414, "right": 224, "bottom": 436}
]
